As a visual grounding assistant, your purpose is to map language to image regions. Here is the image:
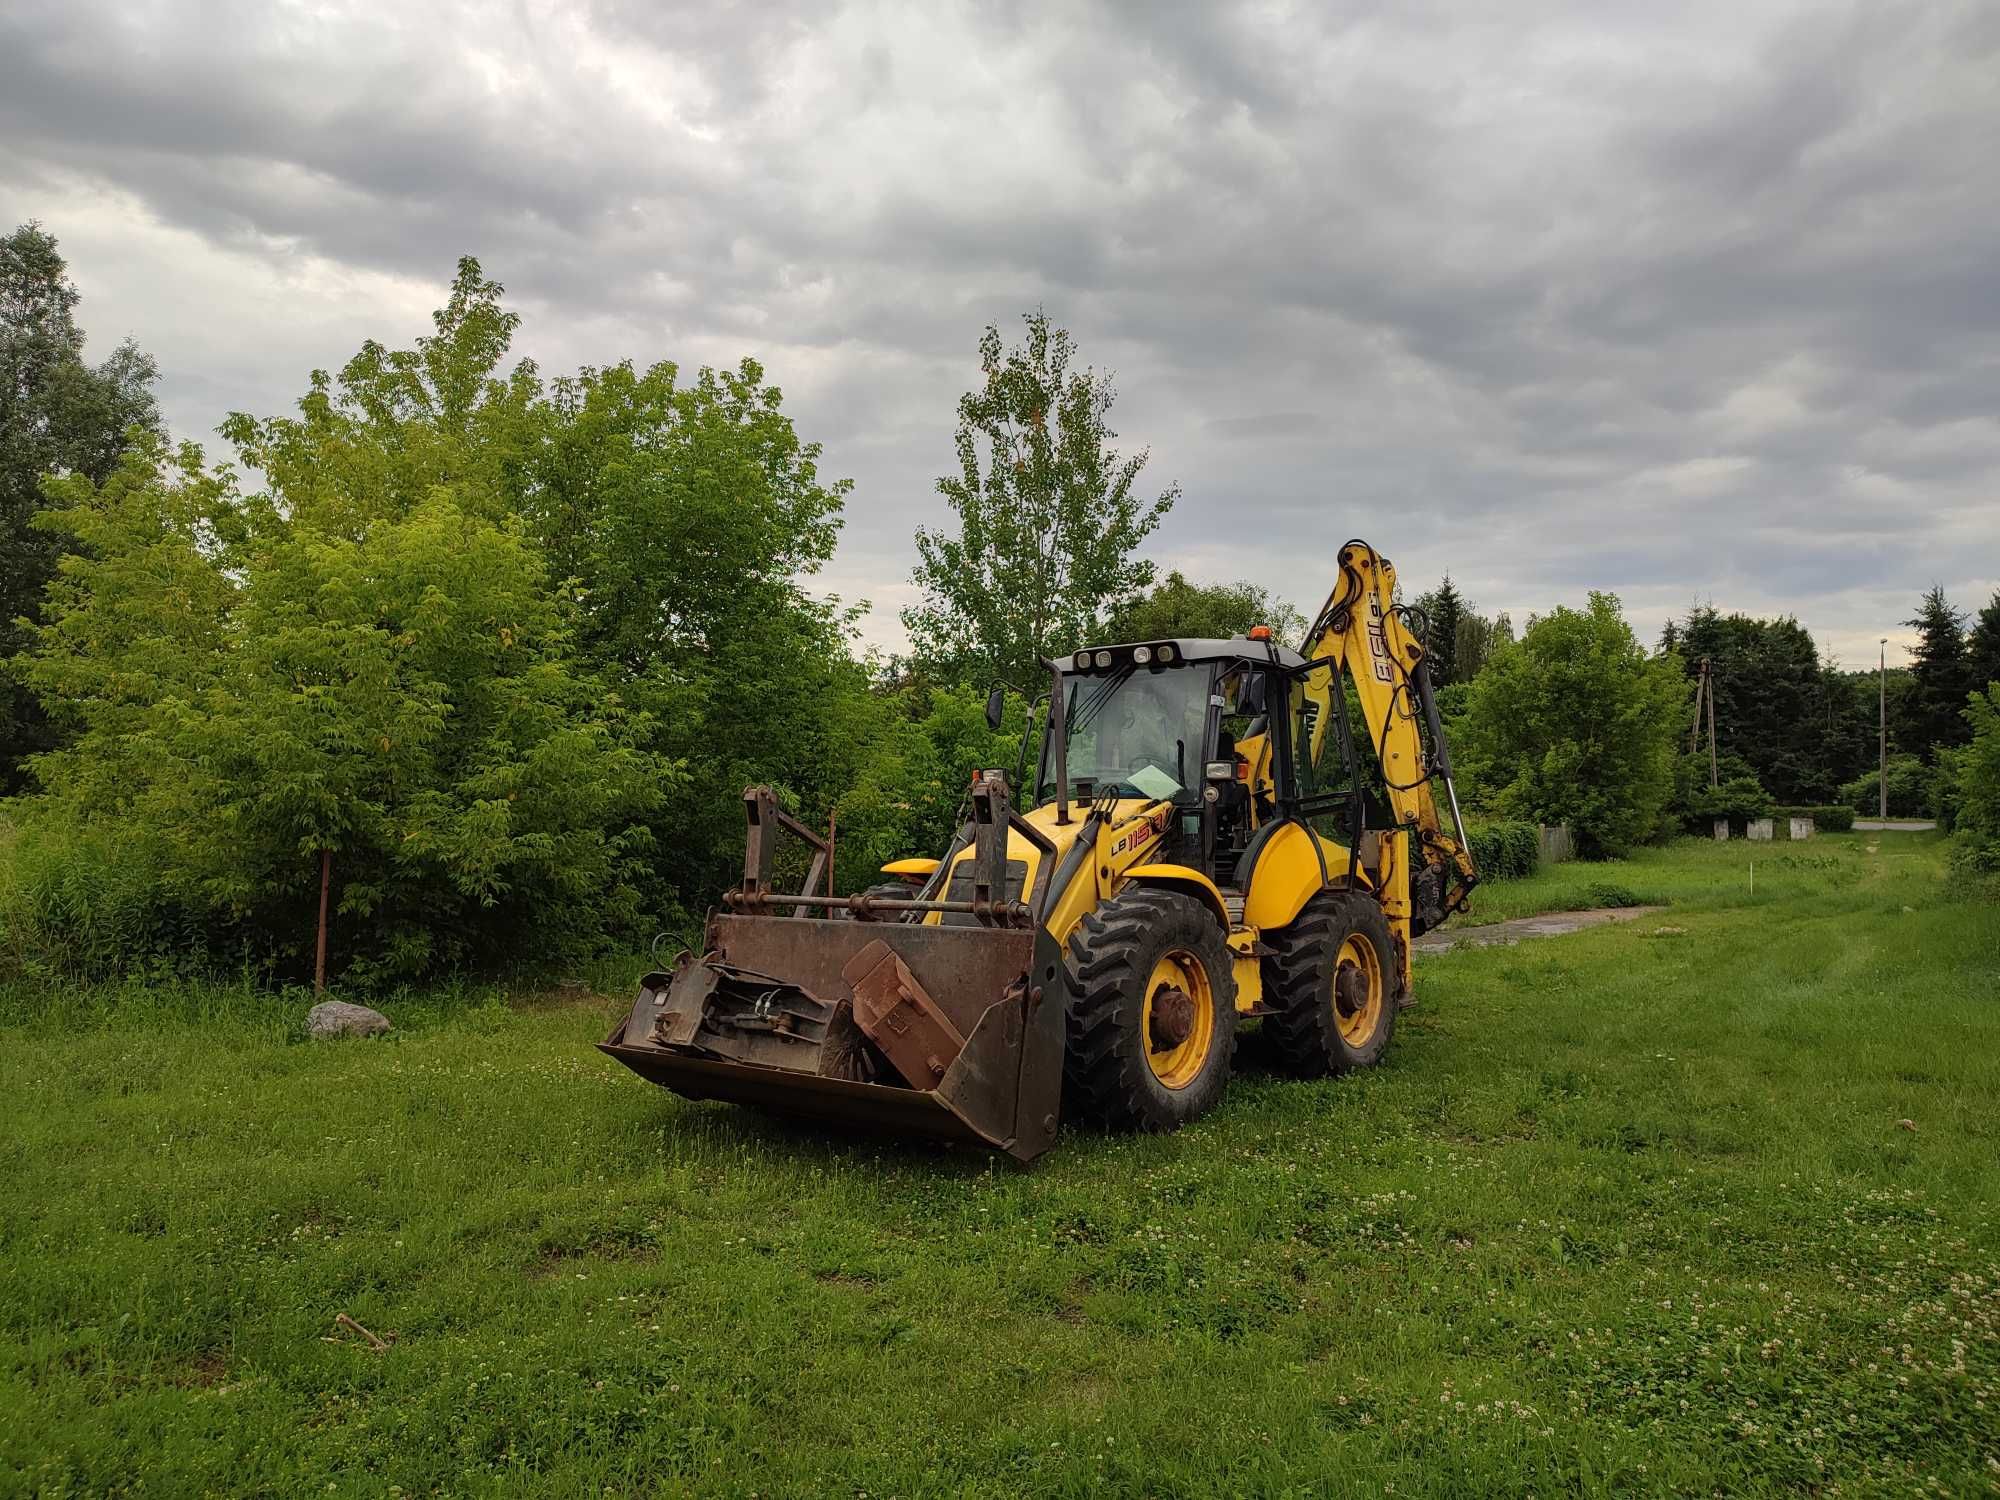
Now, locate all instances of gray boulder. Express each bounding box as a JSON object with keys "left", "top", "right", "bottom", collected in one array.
[{"left": 306, "top": 1001, "right": 392, "bottom": 1040}]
